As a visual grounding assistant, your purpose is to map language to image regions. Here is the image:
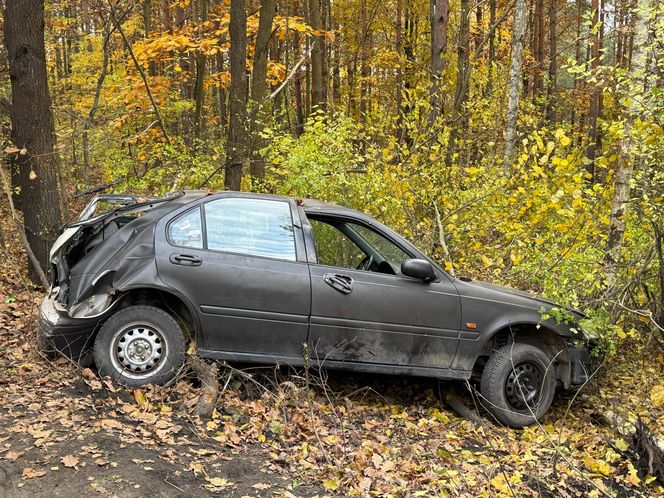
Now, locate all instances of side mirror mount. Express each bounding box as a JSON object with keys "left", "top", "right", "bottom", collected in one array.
[{"left": 401, "top": 259, "right": 437, "bottom": 282}]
